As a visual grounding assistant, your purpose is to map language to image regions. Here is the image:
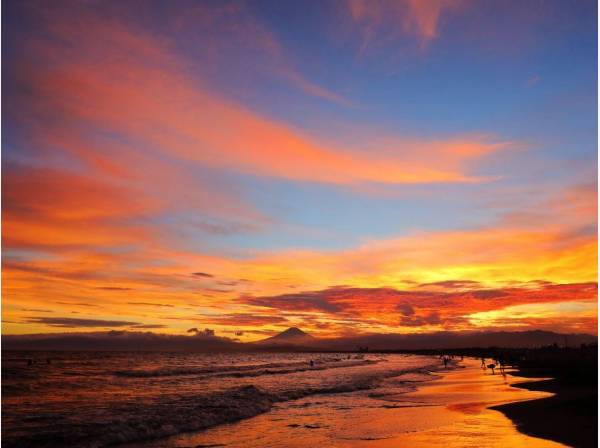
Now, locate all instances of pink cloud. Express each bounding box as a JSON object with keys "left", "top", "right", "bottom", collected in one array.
[{"left": 347, "top": 0, "right": 462, "bottom": 50}]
